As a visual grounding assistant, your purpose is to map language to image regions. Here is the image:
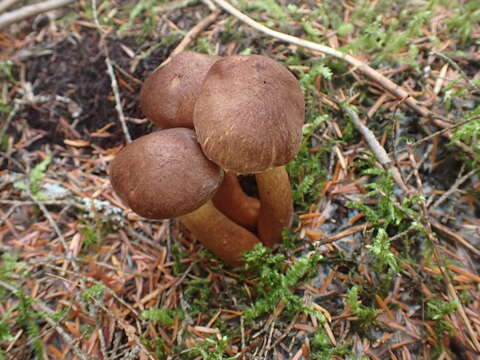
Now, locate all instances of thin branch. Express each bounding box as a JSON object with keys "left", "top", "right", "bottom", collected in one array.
[
  {"left": 431, "top": 50, "right": 480, "bottom": 92},
  {"left": 341, "top": 103, "right": 409, "bottom": 193},
  {"left": 431, "top": 220, "right": 480, "bottom": 257},
  {"left": 0, "top": 0, "right": 75, "bottom": 29},
  {"left": 407, "top": 146, "right": 480, "bottom": 353},
  {"left": 171, "top": 9, "right": 220, "bottom": 57},
  {"left": 90, "top": 297, "right": 157, "bottom": 360},
  {"left": 27, "top": 191, "right": 76, "bottom": 267},
  {"left": 200, "top": 0, "right": 216, "bottom": 11},
  {"left": 35, "top": 302, "right": 92, "bottom": 360},
  {"left": 428, "top": 168, "right": 478, "bottom": 210},
  {"left": 0, "top": 0, "right": 18, "bottom": 14},
  {"left": 209, "top": 0, "right": 431, "bottom": 118},
  {"left": 105, "top": 57, "right": 132, "bottom": 143},
  {"left": 0, "top": 205, "right": 17, "bottom": 227},
  {"left": 91, "top": 0, "right": 132, "bottom": 144},
  {"left": 0, "top": 280, "right": 91, "bottom": 360},
  {"left": 159, "top": 9, "right": 221, "bottom": 69},
  {"left": 391, "top": 115, "right": 480, "bottom": 155},
  {"left": 44, "top": 263, "right": 141, "bottom": 318}
]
